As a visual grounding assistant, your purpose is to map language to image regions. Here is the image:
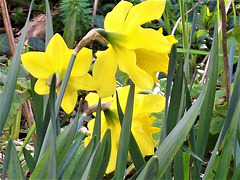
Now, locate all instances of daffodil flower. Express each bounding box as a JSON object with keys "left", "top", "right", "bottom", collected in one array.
[
  {"left": 93, "top": 0, "right": 178, "bottom": 98},
  {"left": 21, "top": 33, "right": 98, "bottom": 114},
  {"left": 84, "top": 86, "right": 164, "bottom": 174}
]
